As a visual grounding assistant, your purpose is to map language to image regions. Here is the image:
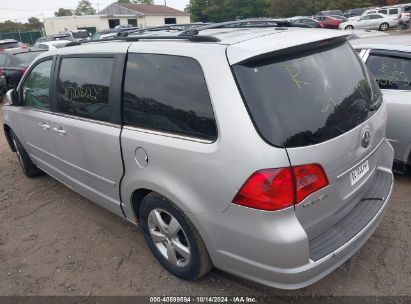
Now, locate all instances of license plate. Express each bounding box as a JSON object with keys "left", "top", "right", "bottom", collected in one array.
[{"left": 350, "top": 160, "right": 369, "bottom": 186}]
